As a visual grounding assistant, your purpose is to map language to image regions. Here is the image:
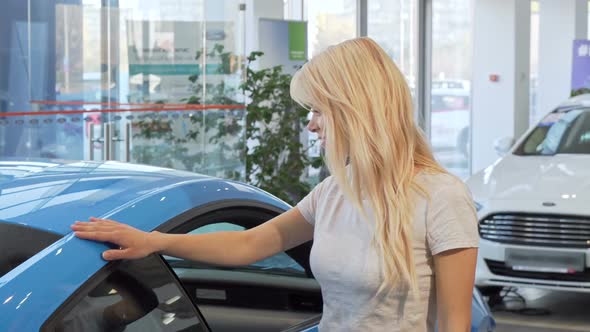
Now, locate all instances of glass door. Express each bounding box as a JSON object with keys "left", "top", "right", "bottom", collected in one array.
[
  {"left": 108, "top": 0, "right": 247, "bottom": 178},
  {"left": 0, "top": 0, "right": 247, "bottom": 179},
  {"left": 0, "top": 1, "right": 114, "bottom": 161},
  {"left": 429, "top": 0, "right": 473, "bottom": 179}
]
